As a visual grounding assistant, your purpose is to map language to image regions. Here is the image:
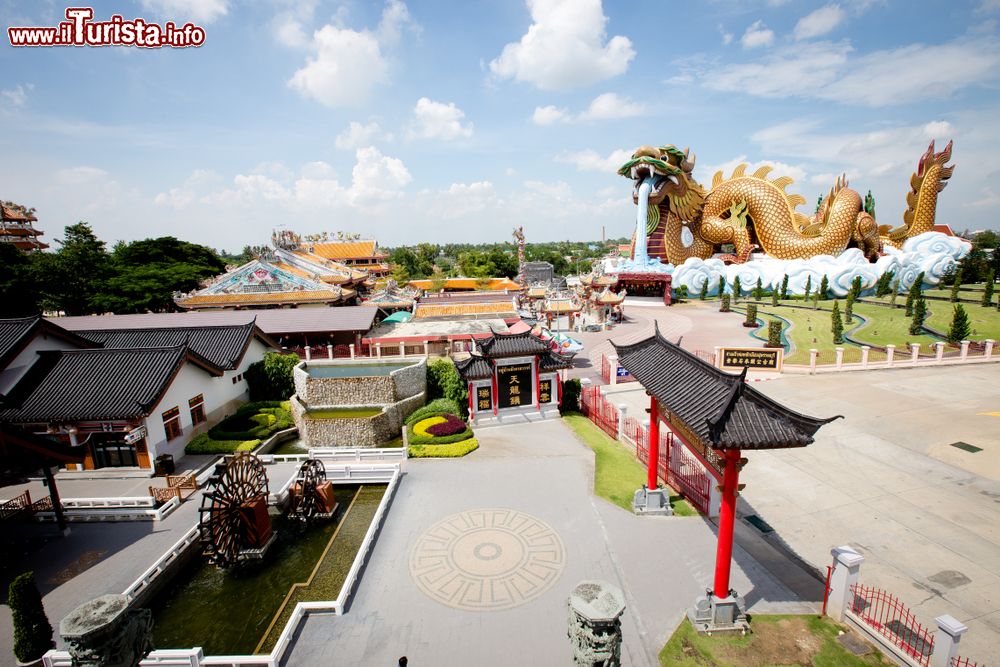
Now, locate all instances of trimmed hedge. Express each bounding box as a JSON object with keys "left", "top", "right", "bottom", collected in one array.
[
  {"left": 209, "top": 402, "right": 292, "bottom": 440},
  {"left": 407, "top": 411, "right": 473, "bottom": 445},
  {"left": 405, "top": 398, "right": 462, "bottom": 426},
  {"left": 185, "top": 433, "right": 260, "bottom": 455},
  {"left": 426, "top": 414, "right": 468, "bottom": 437},
  {"left": 408, "top": 437, "right": 479, "bottom": 458}
]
